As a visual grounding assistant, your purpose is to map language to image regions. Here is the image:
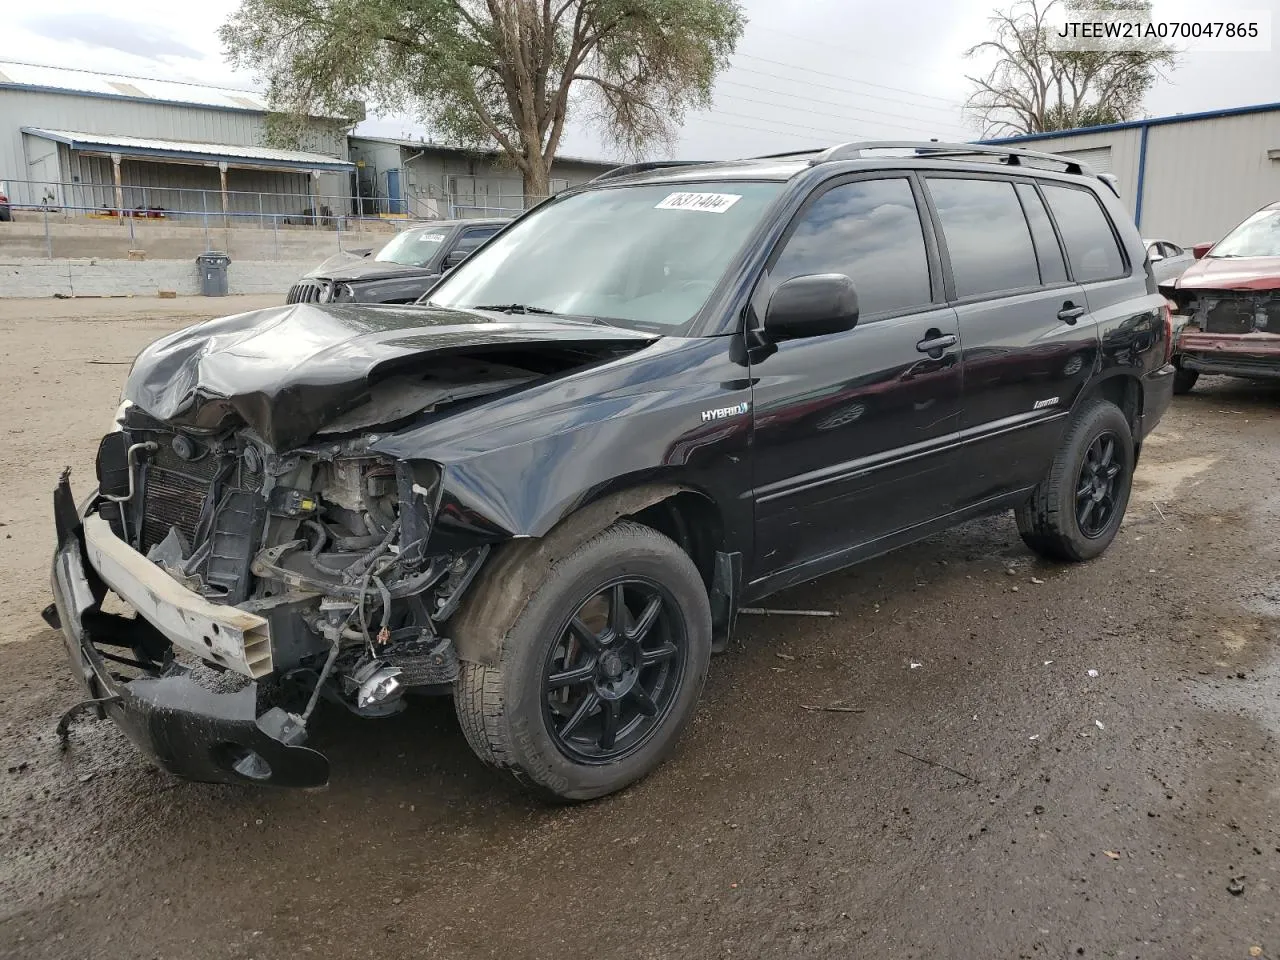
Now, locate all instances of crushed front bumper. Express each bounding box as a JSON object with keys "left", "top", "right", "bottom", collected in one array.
[
  {"left": 48, "top": 473, "right": 329, "bottom": 788},
  {"left": 1176, "top": 330, "right": 1280, "bottom": 380}
]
